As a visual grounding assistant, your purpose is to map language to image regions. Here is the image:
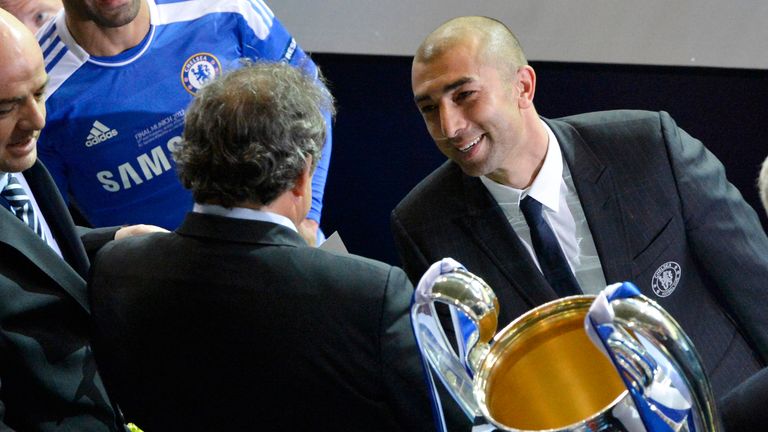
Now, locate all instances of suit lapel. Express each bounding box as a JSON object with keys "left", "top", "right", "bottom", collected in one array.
[
  {"left": 455, "top": 173, "right": 557, "bottom": 307},
  {"left": 545, "top": 118, "right": 632, "bottom": 284},
  {"left": 24, "top": 161, "right": 90, "bottom": 276},
  {"left": 0, "top": 203, "right": 89, "bottom": 312}
]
